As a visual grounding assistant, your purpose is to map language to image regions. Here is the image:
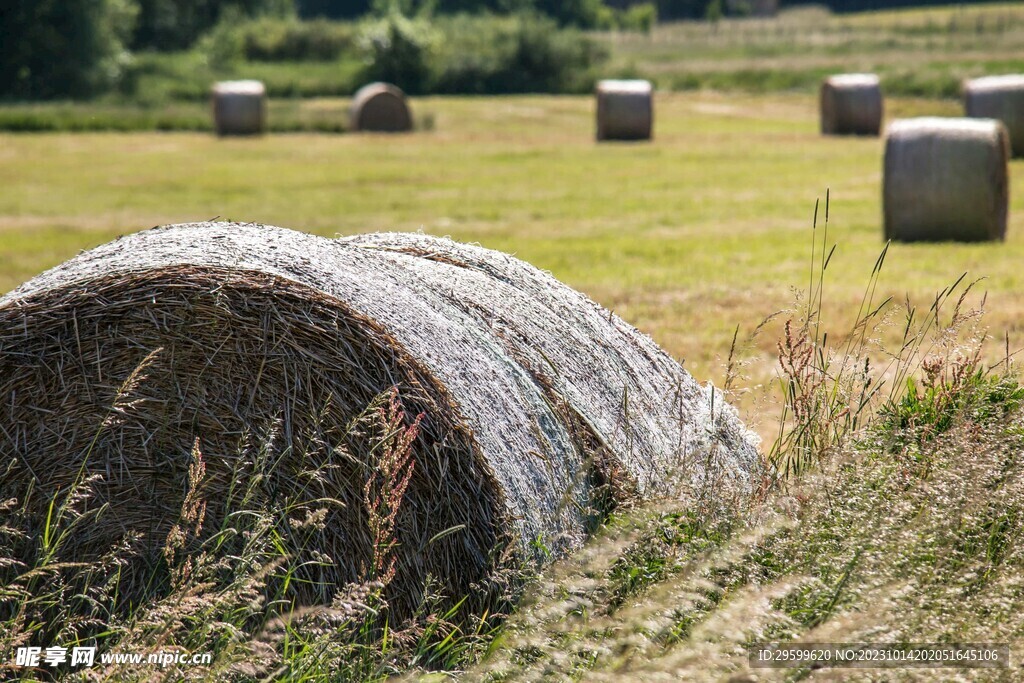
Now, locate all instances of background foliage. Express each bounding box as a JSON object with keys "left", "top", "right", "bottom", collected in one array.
[{"left": 0, "top": 0, "right": 138, "bottom": 99}]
